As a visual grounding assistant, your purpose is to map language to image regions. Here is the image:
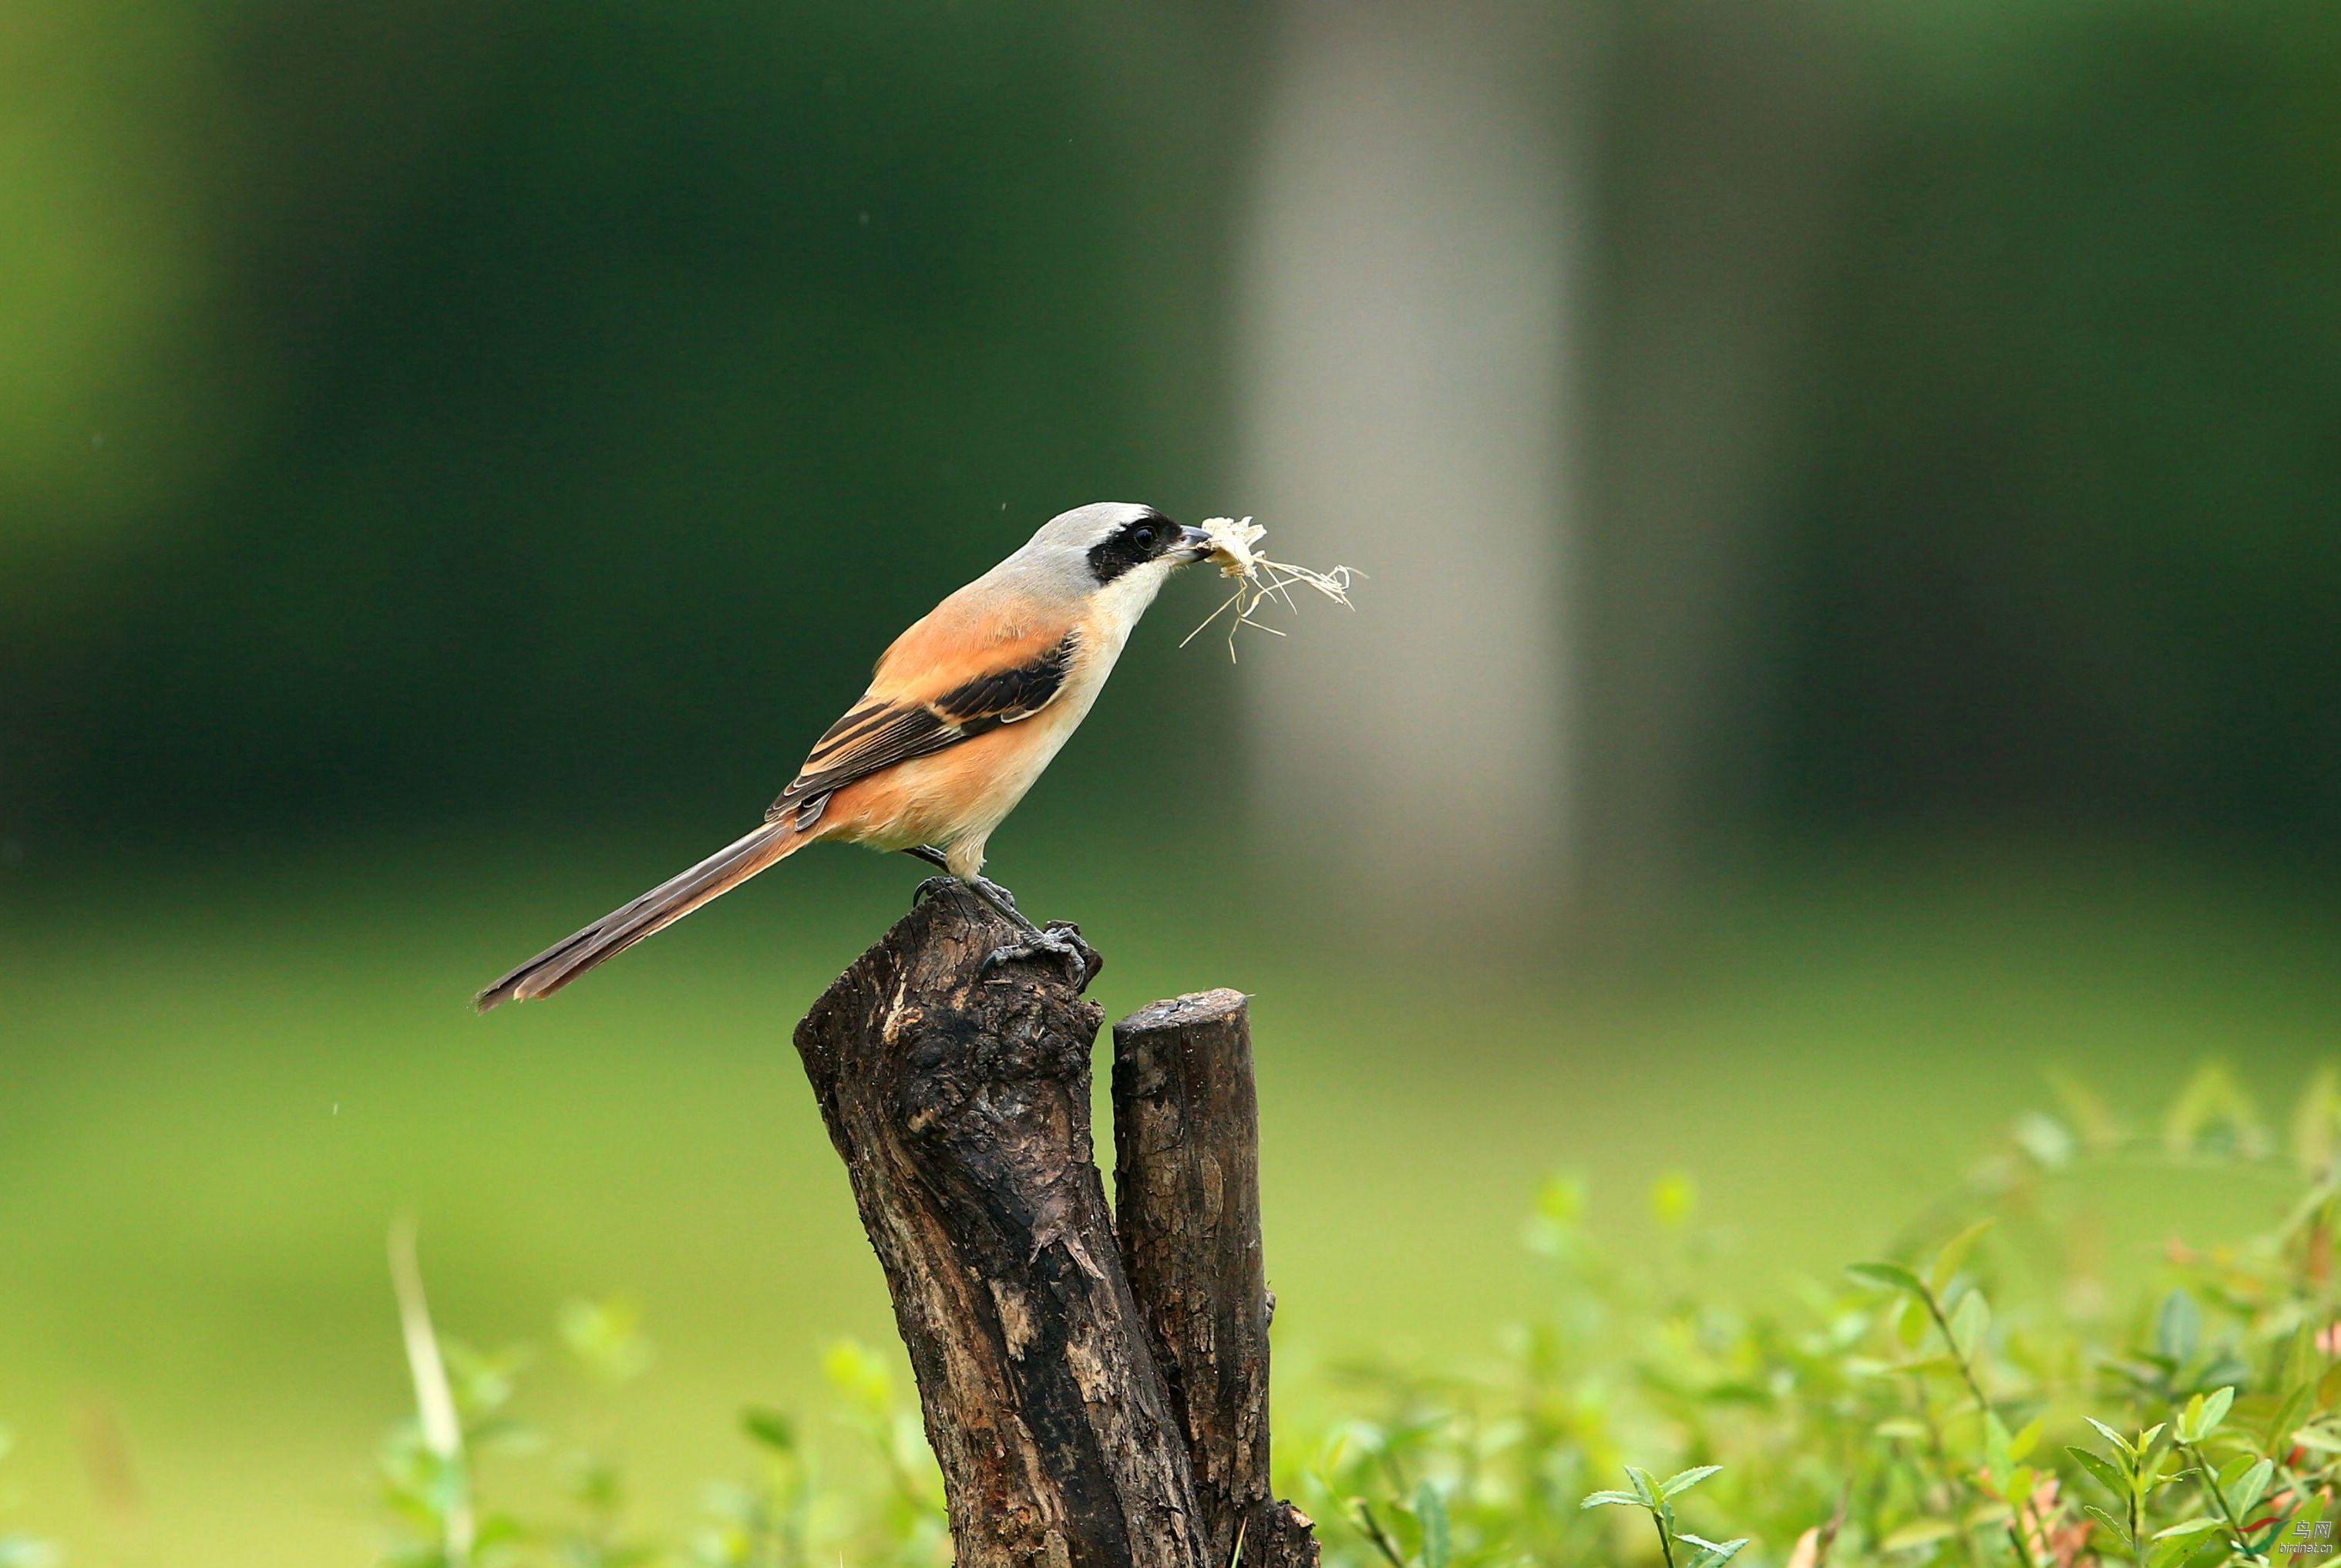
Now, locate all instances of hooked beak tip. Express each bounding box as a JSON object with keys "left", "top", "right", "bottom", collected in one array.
[{"left": 1172, "top": 524, "right": 1215, "bottom": 564}]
